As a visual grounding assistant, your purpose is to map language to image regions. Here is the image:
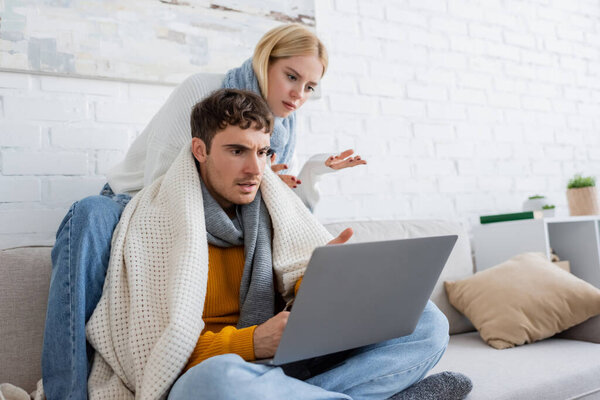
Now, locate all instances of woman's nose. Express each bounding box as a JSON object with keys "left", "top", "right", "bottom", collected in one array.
[{"left": 290, "top": 84, "right": 303, "bottom": 100}]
